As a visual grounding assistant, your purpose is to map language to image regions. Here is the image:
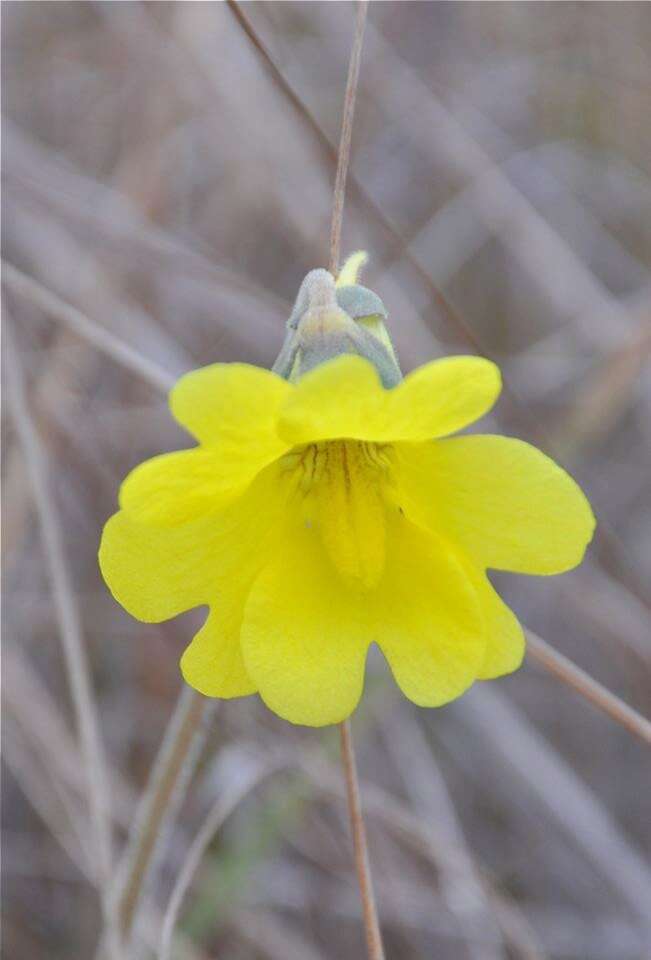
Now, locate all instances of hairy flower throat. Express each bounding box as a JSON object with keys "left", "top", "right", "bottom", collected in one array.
[{"left": 283, "top": 440, "right": 392, "bottom": 589}]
